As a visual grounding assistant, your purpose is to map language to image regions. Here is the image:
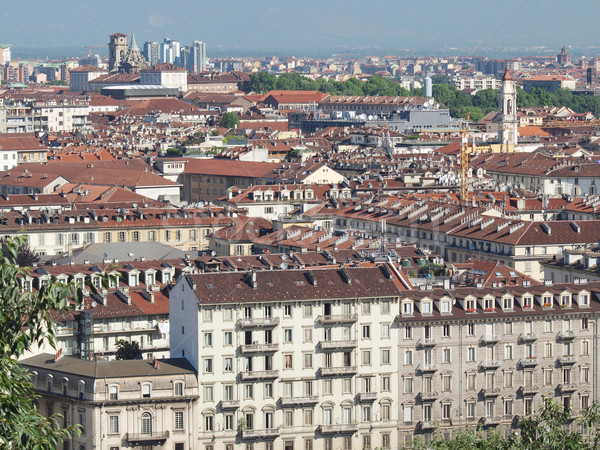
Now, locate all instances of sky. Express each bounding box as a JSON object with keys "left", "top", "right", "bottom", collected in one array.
[{"left": 4, "top": 0, "right": 600, "bottom": 58}]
